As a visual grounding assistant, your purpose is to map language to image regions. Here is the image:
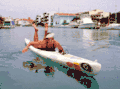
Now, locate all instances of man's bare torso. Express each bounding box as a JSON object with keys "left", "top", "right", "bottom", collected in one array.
[{"left": 33, "top": 40, "right": 56, "bottom": 49}]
